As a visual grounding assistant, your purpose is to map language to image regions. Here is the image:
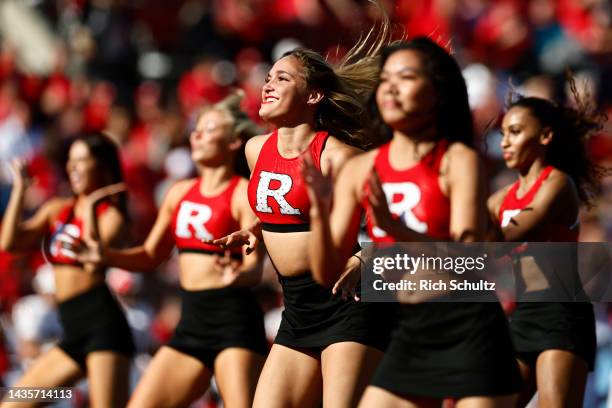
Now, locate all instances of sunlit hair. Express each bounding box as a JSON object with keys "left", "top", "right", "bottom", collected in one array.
[
  {"left": 72, "top": 132, "right": 127, "bottom": 215},
  {"left": 281, "top": 0, "right": 392, "bottom": 150},
  {"left": 368, "top": 37, "right": 474, "bottom": 147},
  {"left": 195, "top": 90, "right": 262, "bottom": 177},
  {"left": 507, "top": 77, "right": 609, "bottom": 207}
]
